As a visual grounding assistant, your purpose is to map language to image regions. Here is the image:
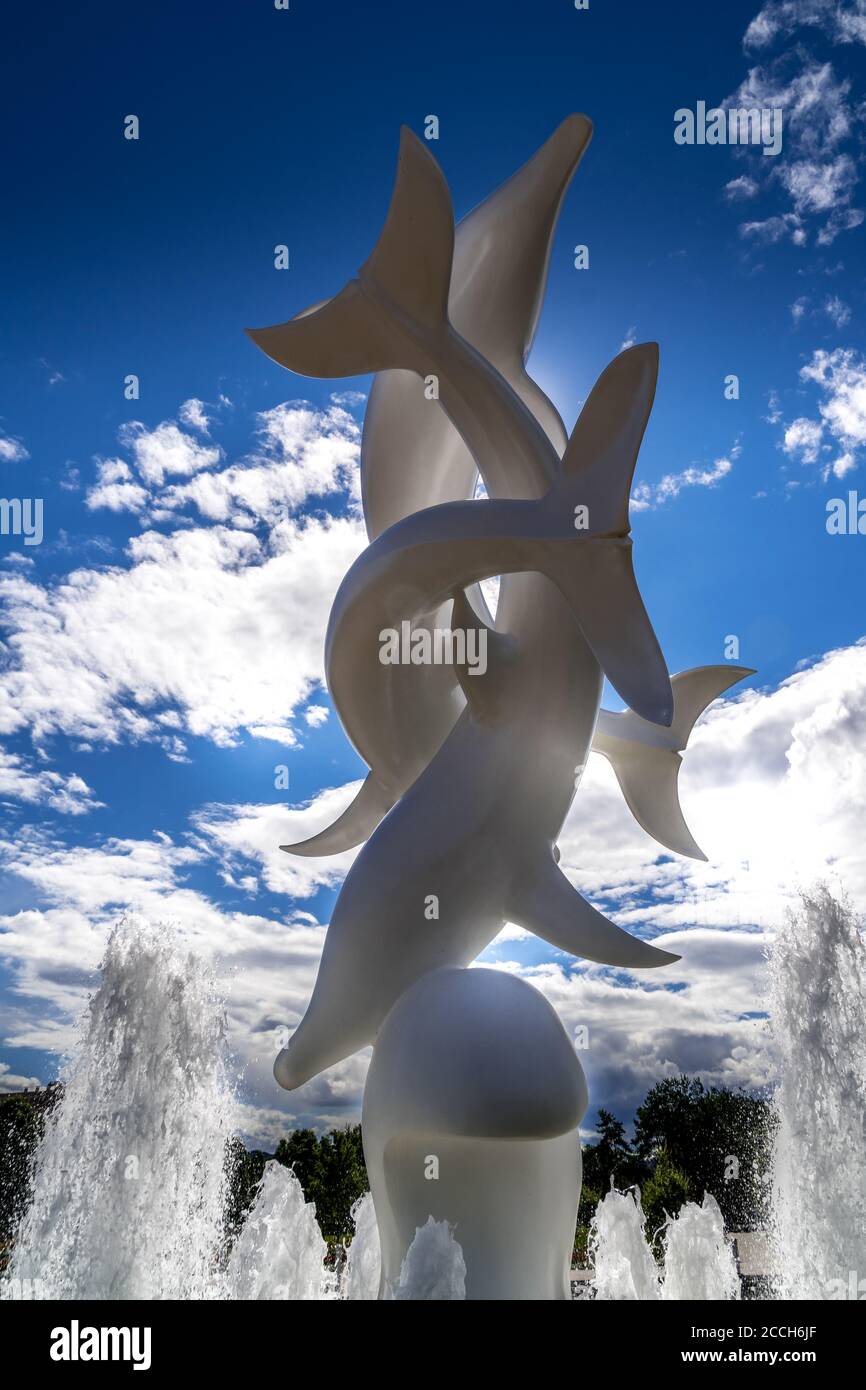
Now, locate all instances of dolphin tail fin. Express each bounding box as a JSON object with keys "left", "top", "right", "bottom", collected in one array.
[
  {"left": 280, "top": 773, "right": 396, "bottom": 857},
  {"left": 592, "top": 664, "right": 756, "bottom": 859},
  {"left": 508, "top": 856, "right": 679, "bottom": 968},
  {"left": 541, "top": 343, "right": 673, "bottom": 727},
  {"left": 247, "top": 128, "right": 454, "bottom": 378}
]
